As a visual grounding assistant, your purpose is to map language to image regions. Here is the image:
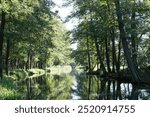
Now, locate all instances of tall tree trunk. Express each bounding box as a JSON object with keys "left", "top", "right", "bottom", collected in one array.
[
  {"left": 117, "top": 39, "right": 121, "bottom": 73},
  {"left": 94, "top": 38, "right": 106, "bottom": 74},
  {"left": 106, "top": 0, "right": 120, "bottom": 73},
  {"left": 114, "top": 0, "right": 141, "bottom": 82},
  {"left": 0, "top": 11, "right": 6, "bottom": 79},
  {"left": 105, "top": 36, "right": 111, "bottom": 72},
  {"left": 5, "top": 39, "right": 10, "bottom": 75},
  {"left": 110, "top": 29, "right": 118, "bottom": 73},
  {"left": 87, "top": 37, "right": 91, "bottom": 72},
  {"left": 89, "top": 3, "right": 106, "bottom": 74},
  {"left": 87, "top": 36, "right": 92, "bottom": 100},
  {"left": 26, "top": 52, "right": 30, "bottom": 70},
  {"left": 131, "top": 5, "right": 138, "bottom": 68}
]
